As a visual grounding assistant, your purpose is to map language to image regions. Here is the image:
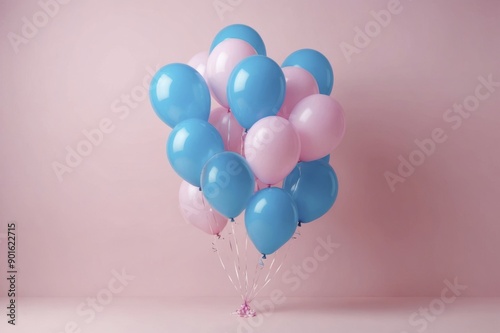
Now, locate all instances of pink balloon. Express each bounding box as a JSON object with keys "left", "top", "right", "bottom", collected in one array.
[
  {"left": 187, "top": 51, "right": 209, "bottom": 79},
  {"left": 209, "top": 107, "right": 245, "bottom": 154},
  {"left": 244, "top": 116, "right": 301, "bottom": 185},
  {"left": 289, "top": 94, "right": 345, "bottom": 161},
  {"left": 206, "top": 39, "right": 257, "bottom": 108},
  {"left": 179, "top": 181, "right": 228, "bottom": 235},
  {"left": 278, "top": 67, "right": 319, "bottom": 119}
]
